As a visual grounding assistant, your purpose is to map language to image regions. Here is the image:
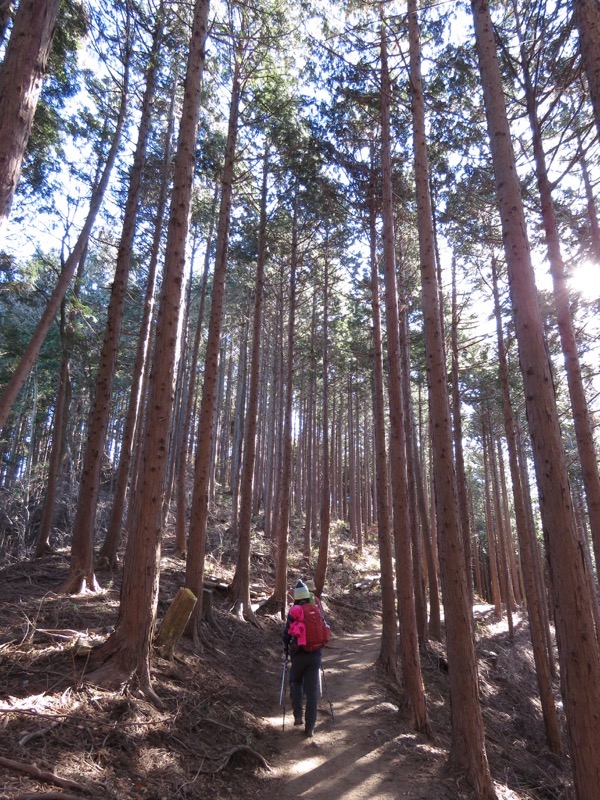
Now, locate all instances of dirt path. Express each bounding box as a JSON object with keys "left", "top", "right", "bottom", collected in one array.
[{"left": 262, "top": 623, "right": 454, "bottom": 800}]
